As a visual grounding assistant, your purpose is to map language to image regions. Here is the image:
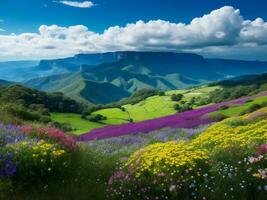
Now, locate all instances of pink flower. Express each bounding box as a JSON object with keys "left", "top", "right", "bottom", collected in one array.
[
  {"left": 256, "top": 144, "right": 267, "bottom": 156},
  {"left": 19, "top": 125, "right": 77, "bottom": 151}
]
